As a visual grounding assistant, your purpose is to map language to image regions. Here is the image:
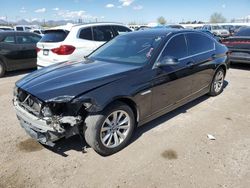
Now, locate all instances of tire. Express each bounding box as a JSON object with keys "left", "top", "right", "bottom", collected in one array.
[
  {"left": 84, "top": 101, "right": 135, "bottom": 156},
  {"left": 0, "top": 61, "right": 6, "bottom": 78},
  {"left": 209, "top": 68, "right": 225, "bottom": 96}
]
